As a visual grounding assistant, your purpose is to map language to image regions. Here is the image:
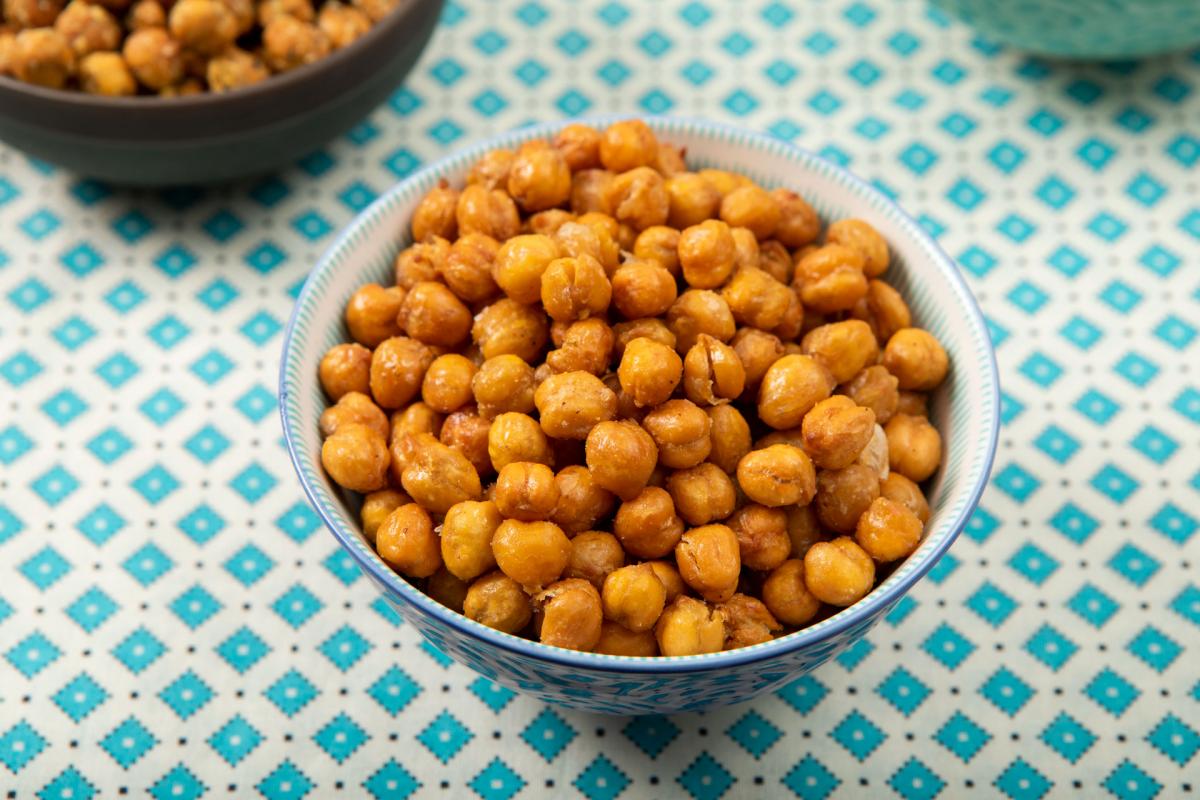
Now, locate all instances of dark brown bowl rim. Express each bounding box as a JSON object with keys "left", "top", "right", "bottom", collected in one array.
[{"left": 0, "top": 0, "right": 426, "bottom": 111}]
